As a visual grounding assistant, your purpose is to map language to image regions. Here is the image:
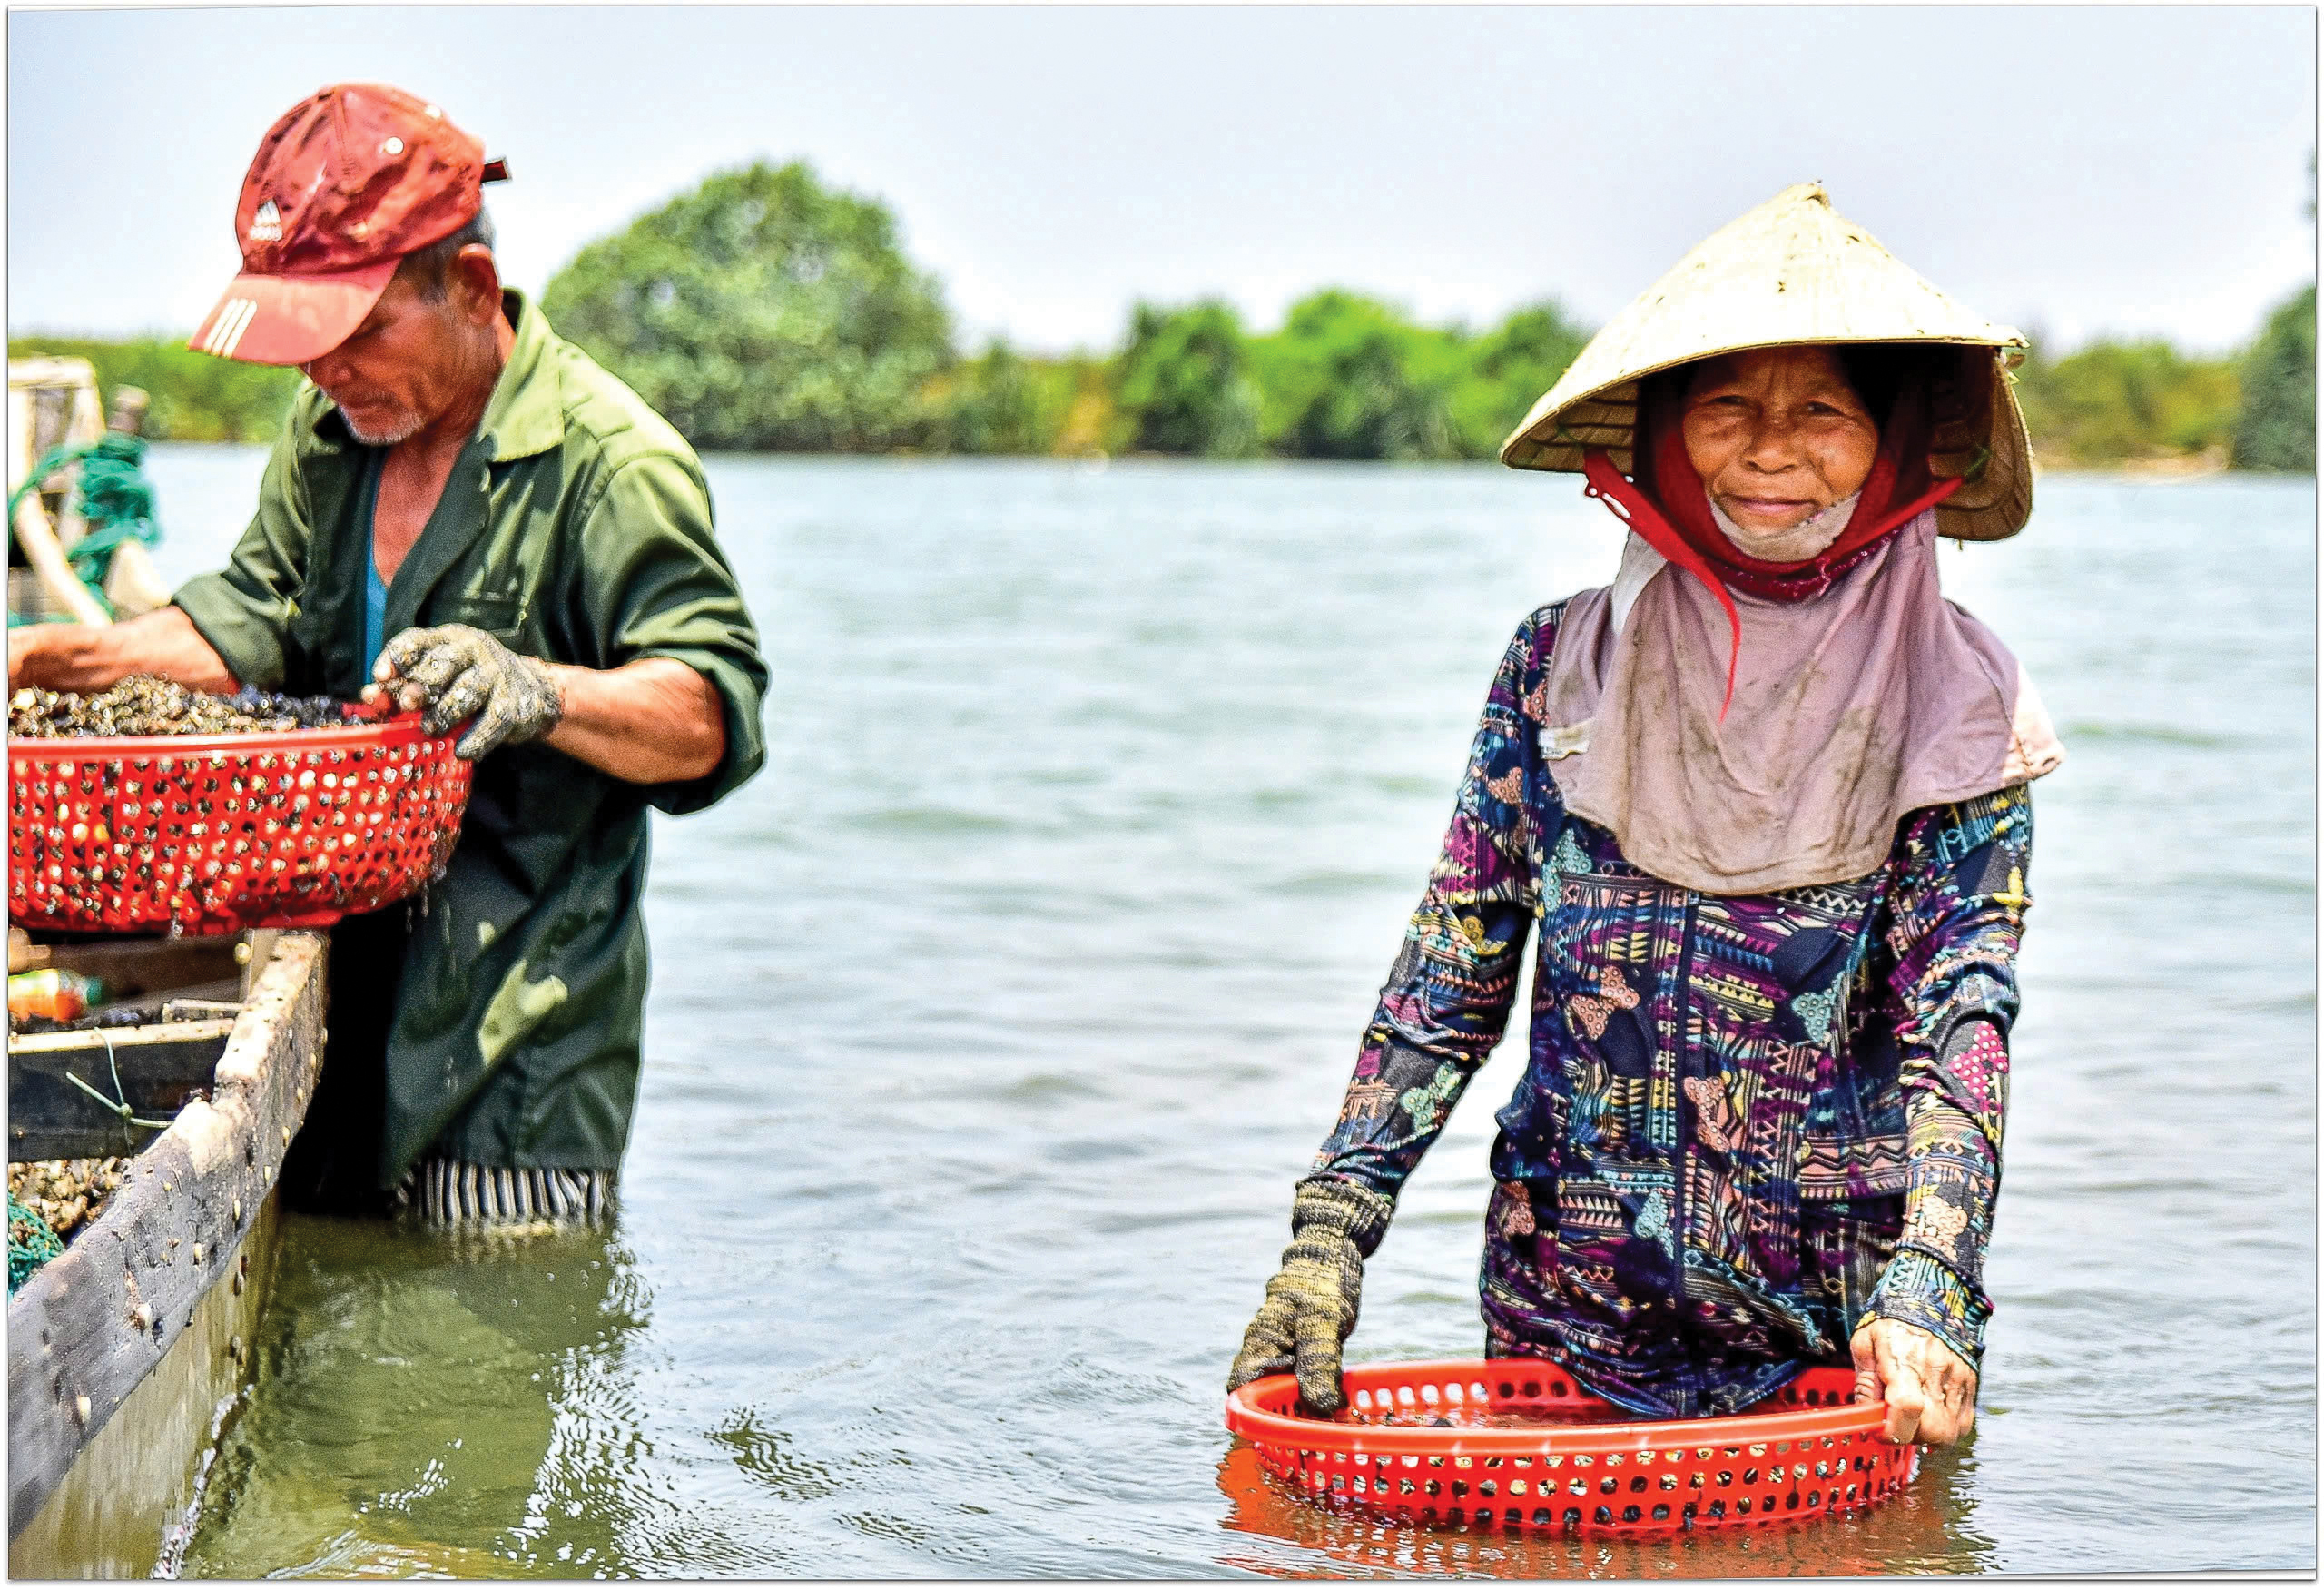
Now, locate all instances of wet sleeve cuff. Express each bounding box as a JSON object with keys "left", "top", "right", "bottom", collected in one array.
[
  {"left": 634, "top": 646, "right": 767, "bottom": 816},
  {"left": 172, "top": 577, "right": 289, "bottom": 690},
  {"left": 1868, "top": 1249, "right": 1990, "bottom": 1373}
]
